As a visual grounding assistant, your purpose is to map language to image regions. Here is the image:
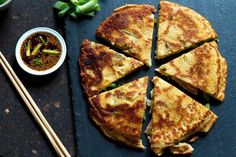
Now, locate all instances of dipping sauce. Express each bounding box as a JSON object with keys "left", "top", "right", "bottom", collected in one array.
[{"left": 20, "top": 32, "right": 62, "bottom": 71}]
